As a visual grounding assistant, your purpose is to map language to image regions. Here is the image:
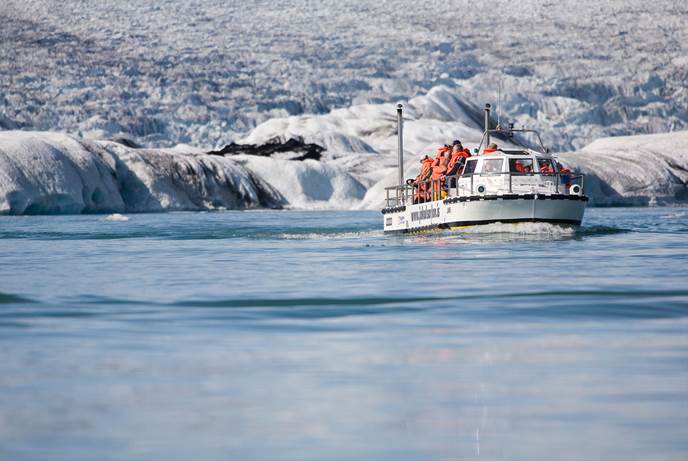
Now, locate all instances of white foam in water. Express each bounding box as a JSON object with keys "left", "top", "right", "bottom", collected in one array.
[
  {"left": 278, "top": 230, "right": 383, "bottom": 240},
  {"left": 662, "top": 211, "right": 688, "bottom": 219},
  {"left": 450, "top": 222, "right": 577, "bottom": 235},
  {"left": 104, "top": 213, "right": 129, "bottom": 222}
]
